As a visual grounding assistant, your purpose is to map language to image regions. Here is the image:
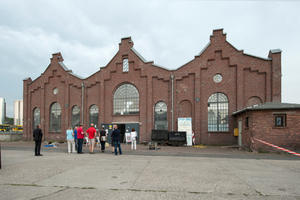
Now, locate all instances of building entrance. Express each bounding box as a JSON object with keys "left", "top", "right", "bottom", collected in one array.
[{"left": 101, "top": 123, "right": 140, "bottom": 144}]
